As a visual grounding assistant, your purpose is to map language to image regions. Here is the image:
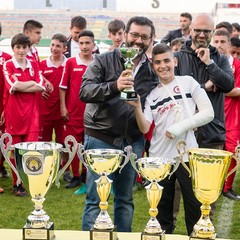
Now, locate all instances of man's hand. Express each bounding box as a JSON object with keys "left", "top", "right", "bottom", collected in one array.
[
  {"left": 195, "top": 48, "right": 211, "bottom": 65},
  {"left": 117, "top": 69, "right": 134, "bottom": 91},
  {"left": 204, "top": 80, "right": 217, "bottom": 92}
]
